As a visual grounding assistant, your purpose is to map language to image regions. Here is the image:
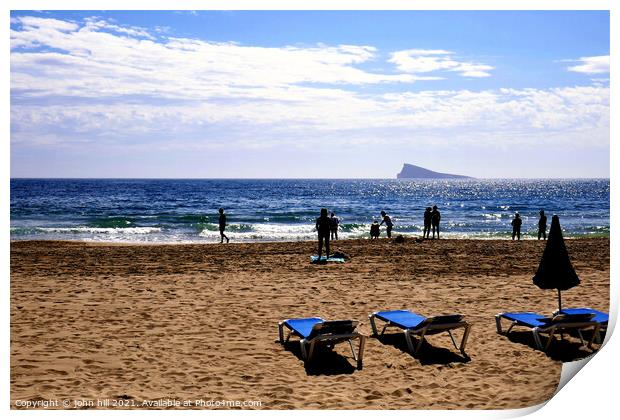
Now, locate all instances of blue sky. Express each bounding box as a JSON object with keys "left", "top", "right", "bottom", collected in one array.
[{"left": 10, "top": 10, "right": 610, "bottom": 178}]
